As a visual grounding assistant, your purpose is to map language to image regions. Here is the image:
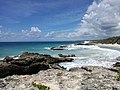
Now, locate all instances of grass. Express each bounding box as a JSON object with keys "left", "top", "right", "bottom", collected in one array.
[{"left": 32, "top": 82, "right": 50, "bottom": 90}]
